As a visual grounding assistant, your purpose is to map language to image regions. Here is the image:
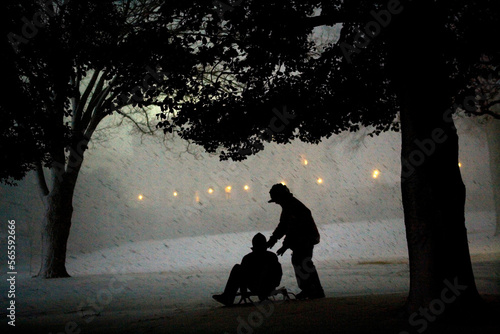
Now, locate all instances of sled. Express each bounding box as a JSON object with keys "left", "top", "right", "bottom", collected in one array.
[{"left": 236, "top": 286, "right": 296, "bottom": 305}]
